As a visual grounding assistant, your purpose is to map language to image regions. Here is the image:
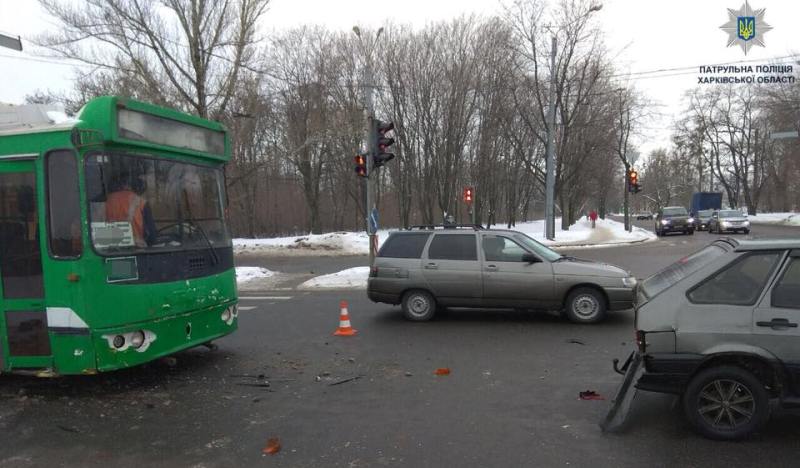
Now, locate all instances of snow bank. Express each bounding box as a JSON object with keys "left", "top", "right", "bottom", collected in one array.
[
  {"left": 235, "top": 266, "right": 274, "bottom": 284},
  {"left": 747, "top": 212, "right": 800, "bottom": 226},
  {"left": 233, "top": 217, "right": 655, "bottom": 257},
  {"left": 512, "top": 217, "right": 655, "bottom": 248},
  {"left": 234, "top": 230, "right": 390, "bottom": 256},
  {"left": 297, "top": 266, "right": 370, "bottom": 290}
]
